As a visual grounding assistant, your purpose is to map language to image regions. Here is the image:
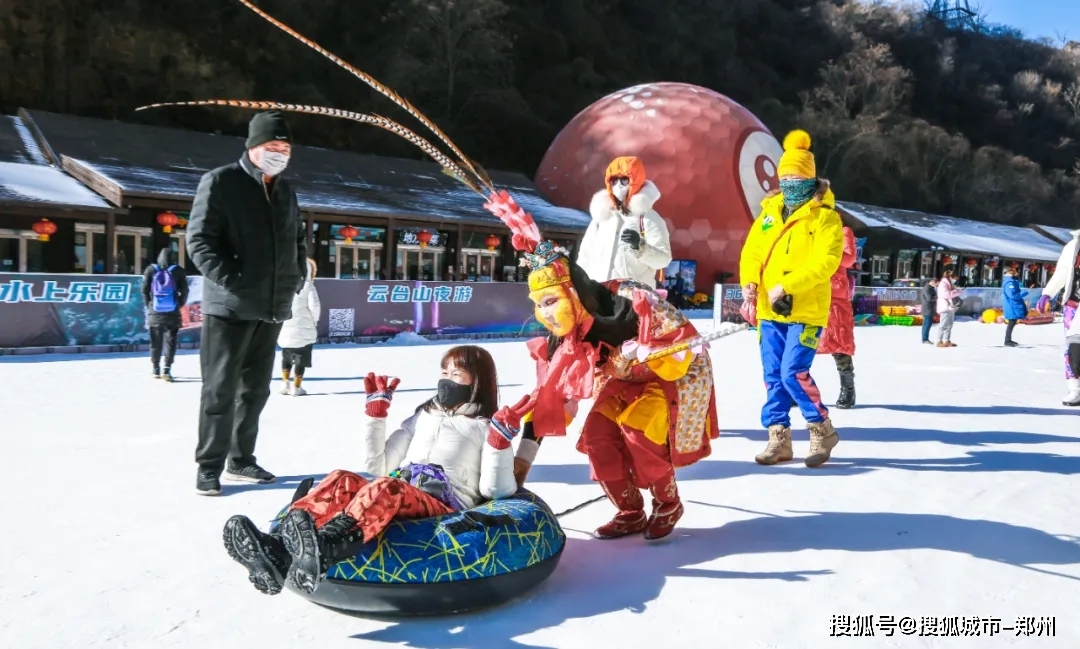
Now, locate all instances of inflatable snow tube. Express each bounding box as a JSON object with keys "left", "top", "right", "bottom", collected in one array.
[{"left": 269, "top": 488, "right": 565, "bottom": 616}]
